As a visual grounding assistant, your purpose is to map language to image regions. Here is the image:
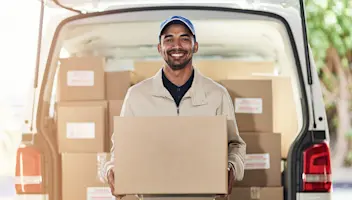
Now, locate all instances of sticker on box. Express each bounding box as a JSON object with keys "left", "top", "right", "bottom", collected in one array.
[
  {"left": 67, "top": 70, "right": 94, "bottom": 86},
  {"left": 66, "top": 122, "right": 95, "bottom": 139},
  {"left": 234, "top": 98, "right": 263, "bottom": 114},
  {"left": 245, "top": 153, "right": 270, "bottom": 170},
  {"left": 250, "top": 187, "right": 261, "bottom": 199},
  {"left": 87, "top": 187, "right": 115, "bottom": 200}
]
